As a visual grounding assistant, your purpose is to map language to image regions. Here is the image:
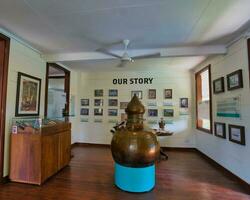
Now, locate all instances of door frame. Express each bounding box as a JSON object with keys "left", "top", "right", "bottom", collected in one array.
[
  {"left": 44, "top": 63, "right": 70, "bottom": 118},
  {"left": 0, "top": 33, "right": 10, "bottom": 180}
]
